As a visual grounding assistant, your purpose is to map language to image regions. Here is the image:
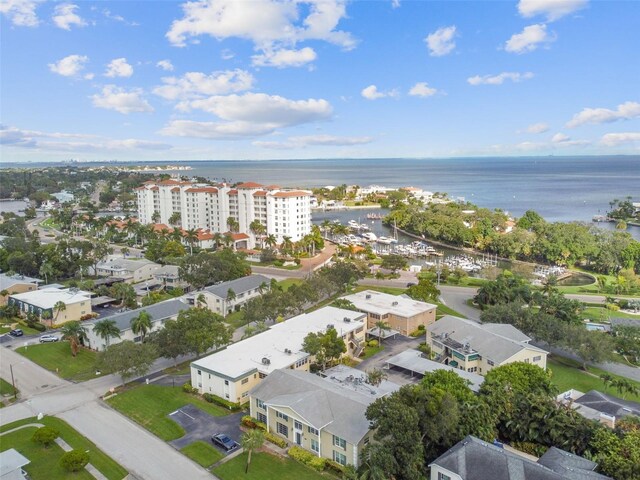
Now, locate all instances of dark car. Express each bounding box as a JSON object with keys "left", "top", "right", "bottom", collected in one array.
[
  {"left": 9, "top": 329, "right": 24, "bottom": 337},
  {"left": 406, "top": 282, "right": 417, "bottom": 287},
  {"left": 211, "top": 433, "right": 239, "bottom": 452}
]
